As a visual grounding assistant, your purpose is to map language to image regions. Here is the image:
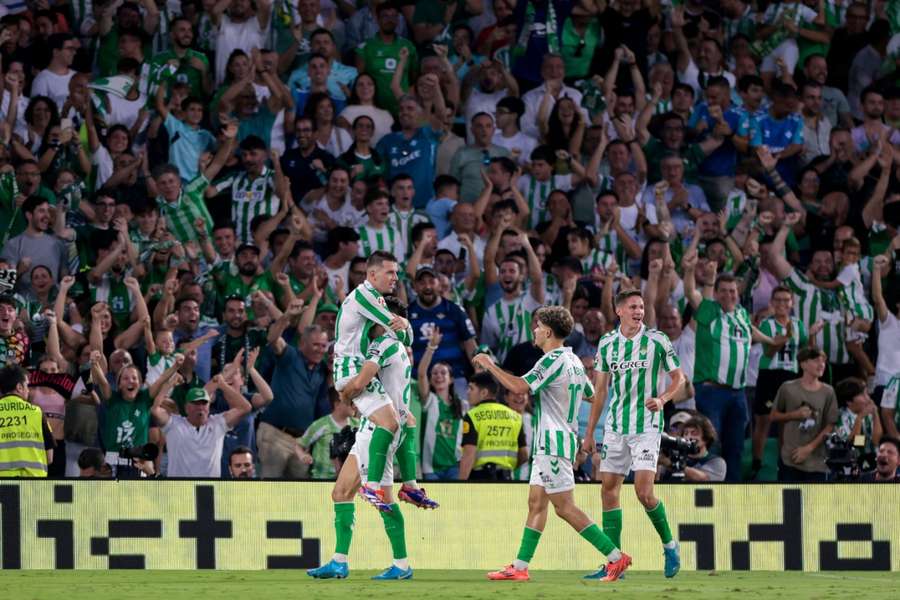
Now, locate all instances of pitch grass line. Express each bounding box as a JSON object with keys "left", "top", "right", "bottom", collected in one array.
[{"left": 5, "top": 570, "right": 900, "bottom": 600}]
